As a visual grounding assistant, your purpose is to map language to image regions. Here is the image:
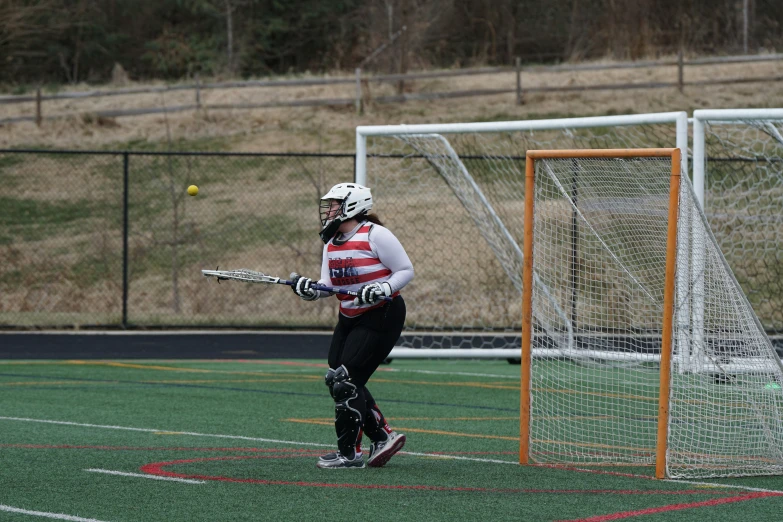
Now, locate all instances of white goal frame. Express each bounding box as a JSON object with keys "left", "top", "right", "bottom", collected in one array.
[
  {"left": 692, "top": 108, "right": 783, "bottom": 207},
  {"left": 356, "top": 112, "right": 689, "bottom": 359},
  {"left": 691, "top": 108, "right": 783, "bottom": 358}
]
